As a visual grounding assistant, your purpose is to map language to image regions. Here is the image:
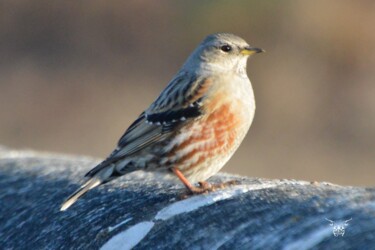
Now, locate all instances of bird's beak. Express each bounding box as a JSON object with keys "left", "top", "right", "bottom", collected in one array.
[{"left": 240, "top": 46, "right": 265, "bottom": 55}]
